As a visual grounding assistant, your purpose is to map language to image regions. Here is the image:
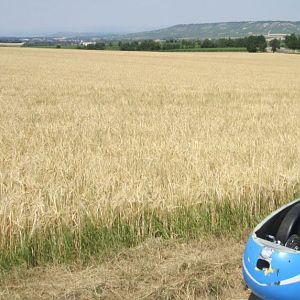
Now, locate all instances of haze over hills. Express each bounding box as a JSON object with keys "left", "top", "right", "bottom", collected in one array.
[
  {"left": 1, "top": 21, "right": 300, "bottom": 41},
  {"left": 122, "top": 21, "right": 300, "bottom": 40}
]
